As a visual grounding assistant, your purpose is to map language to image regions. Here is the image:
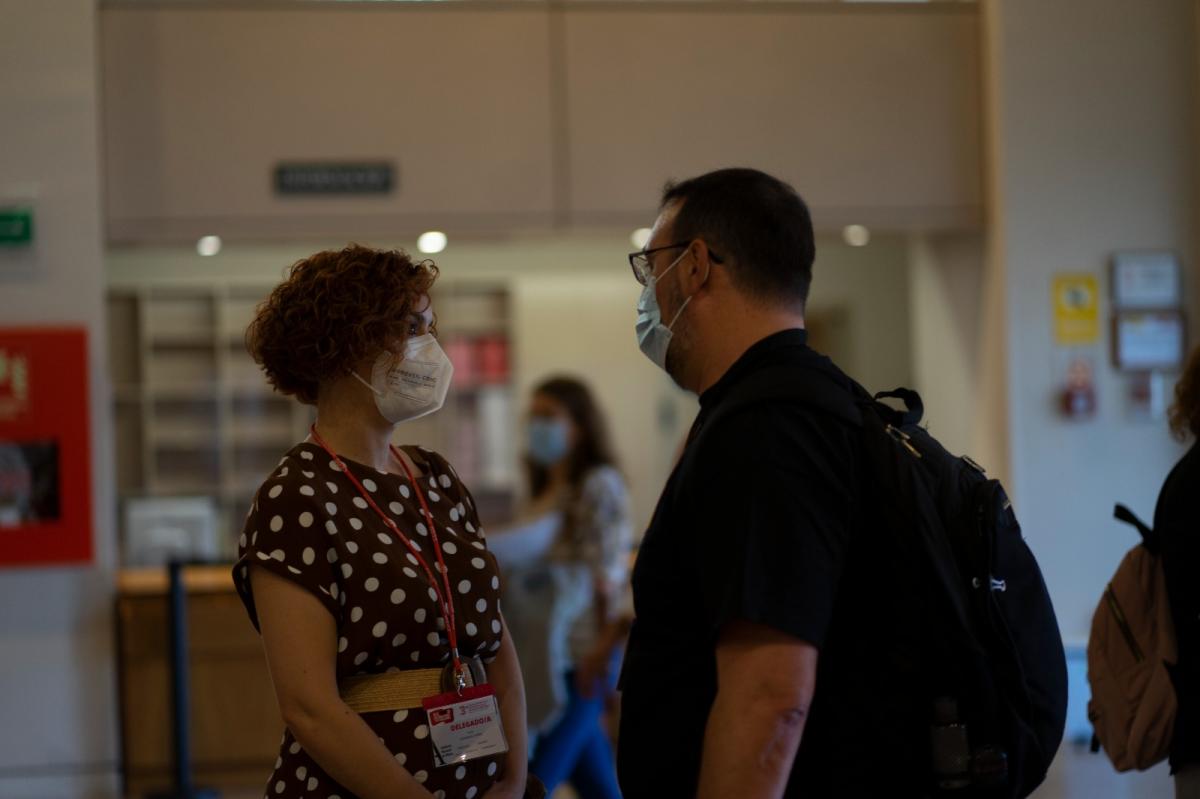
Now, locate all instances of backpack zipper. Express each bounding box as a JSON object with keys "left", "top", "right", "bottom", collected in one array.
[{"left": 1104, "top": 585, "right": 1144, "bottom": 663}]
